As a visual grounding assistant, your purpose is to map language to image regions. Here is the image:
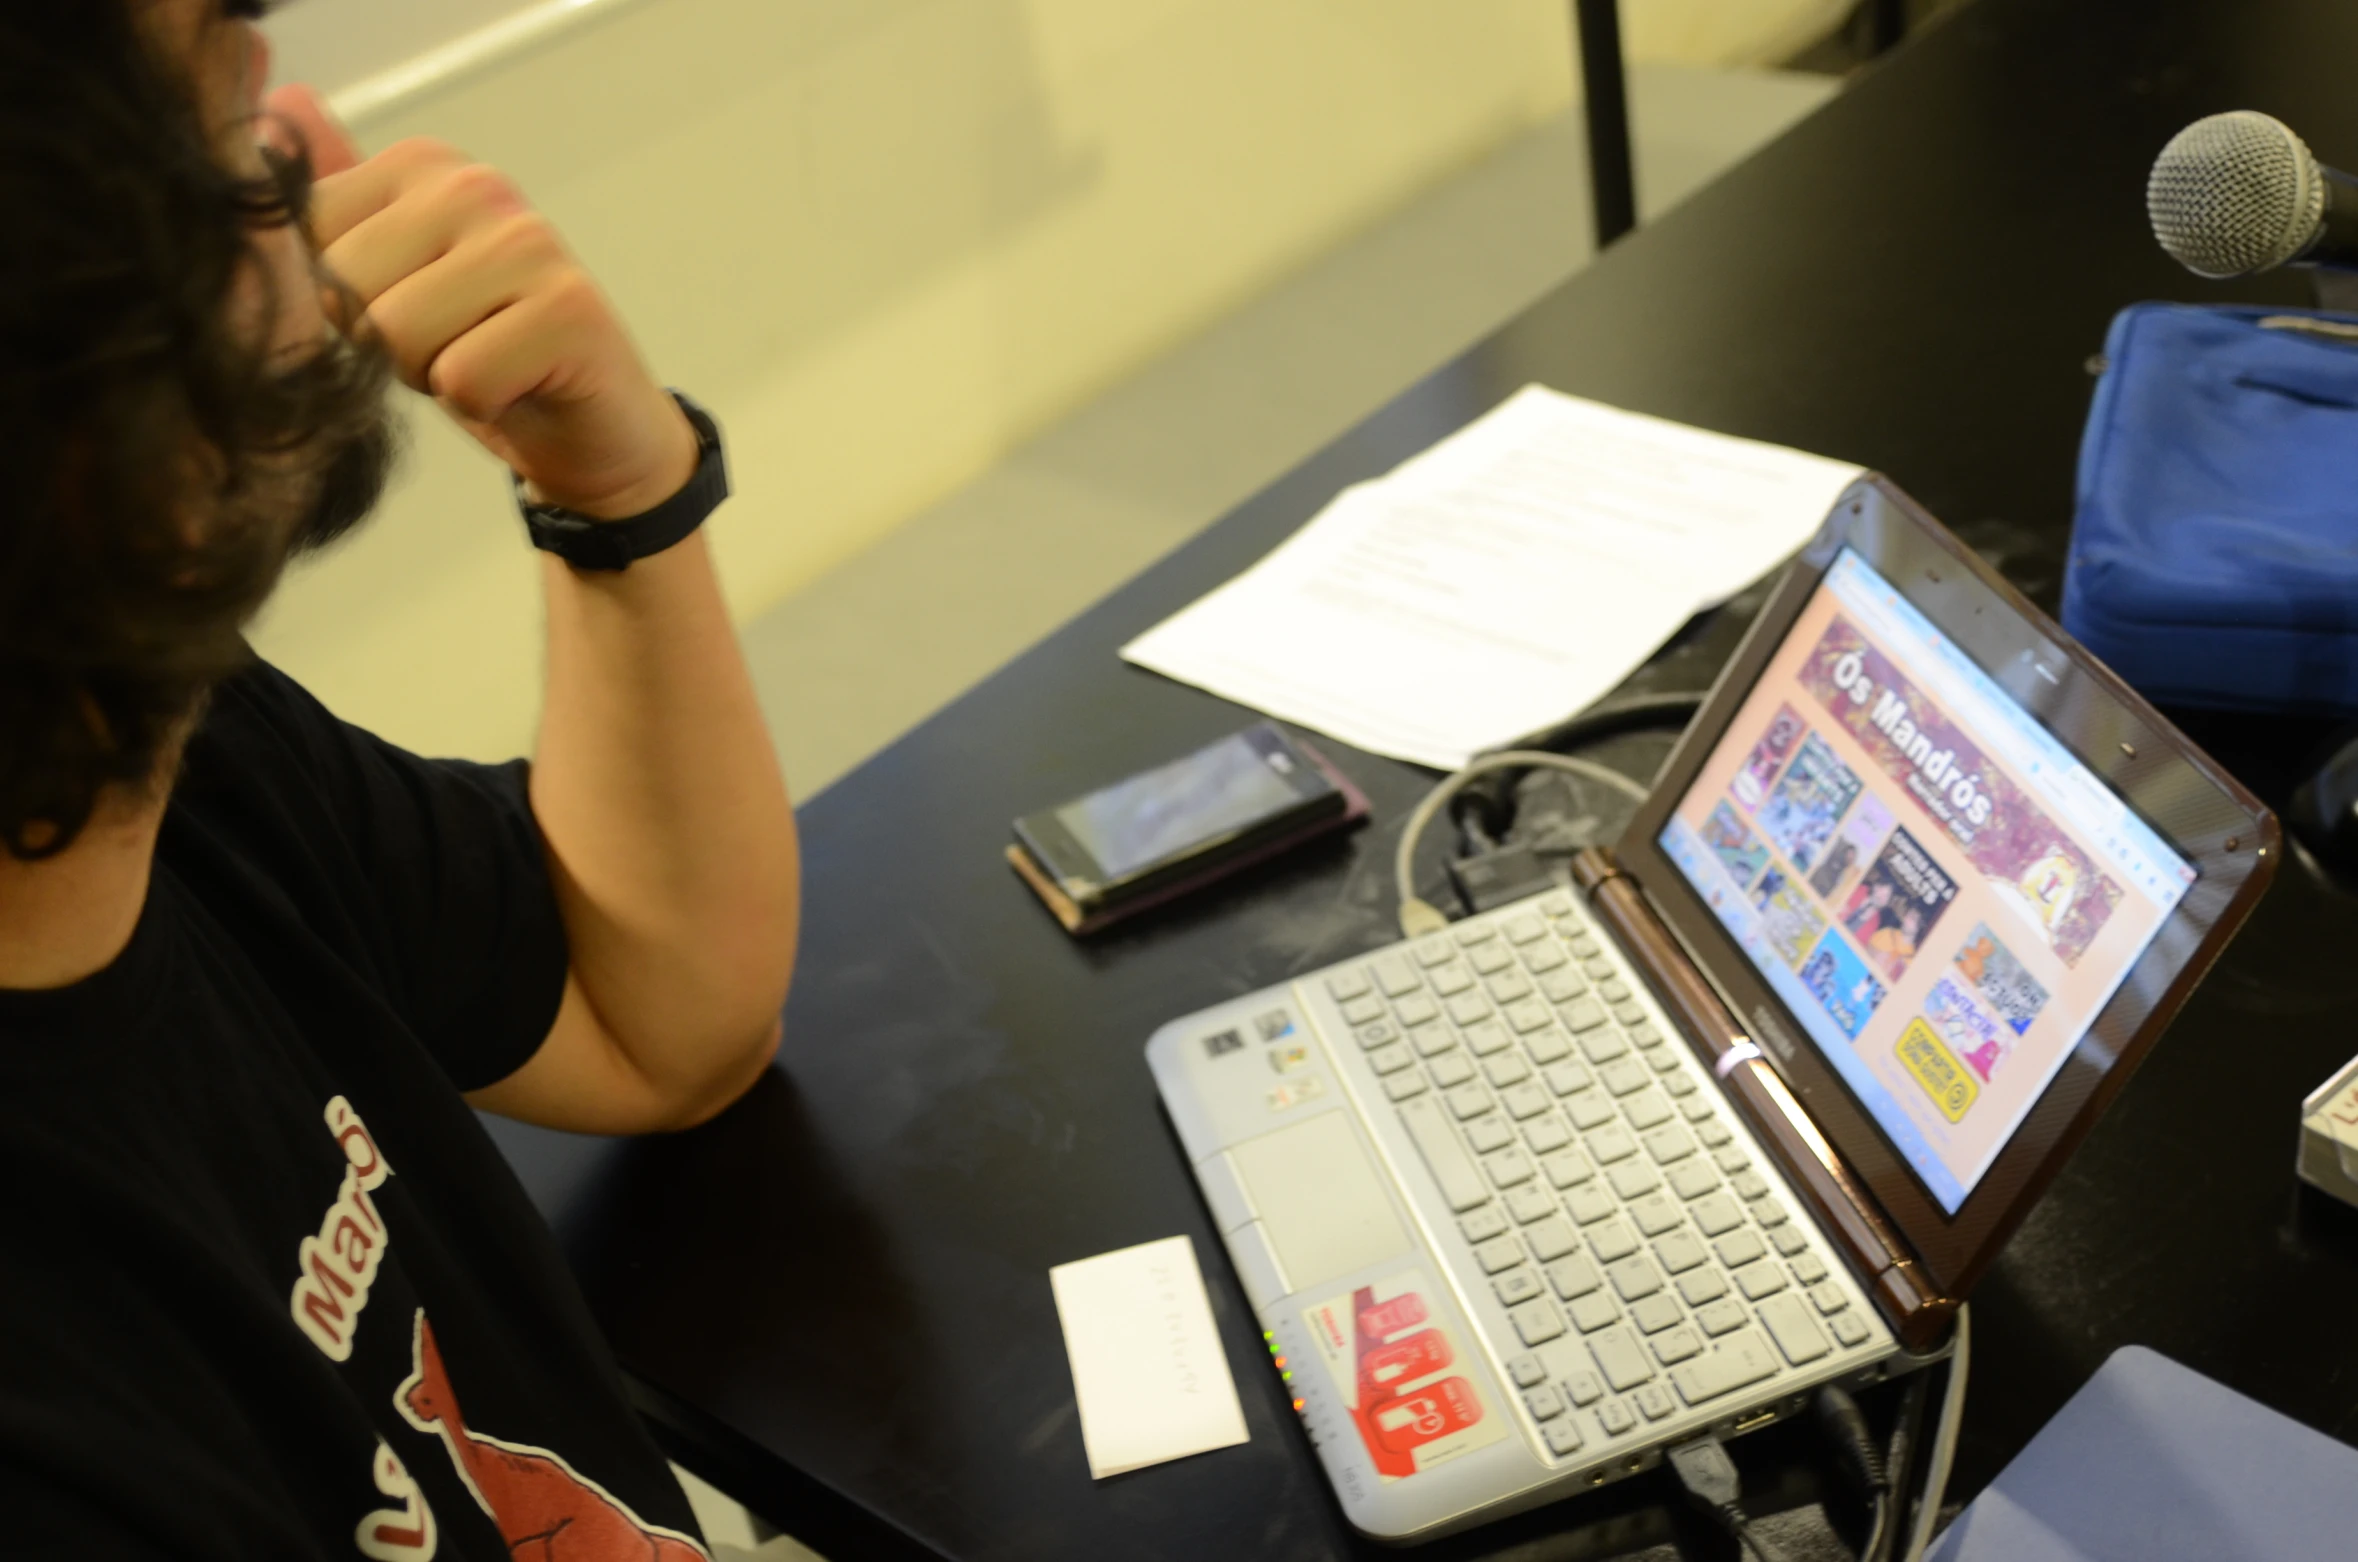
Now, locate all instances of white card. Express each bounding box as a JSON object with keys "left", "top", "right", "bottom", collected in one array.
[{"left": 1049, "top": 1234, "right": 1251, "bottom": 1479}]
